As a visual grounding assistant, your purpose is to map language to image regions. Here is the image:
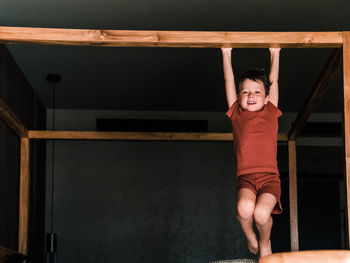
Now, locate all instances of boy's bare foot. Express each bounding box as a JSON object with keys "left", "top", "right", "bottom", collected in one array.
[
  {"left": 247, "top": 237, "right": 259, "bottom": 255},
  {"left": 259, "top": 240, "right": 272, "bottom": 257}
]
